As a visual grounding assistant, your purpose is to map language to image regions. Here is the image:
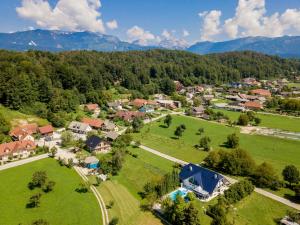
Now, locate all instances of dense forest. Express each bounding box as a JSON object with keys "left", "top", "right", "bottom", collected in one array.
[{"left": 0, "top": 49, "right": 299, "bottom": 114}]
